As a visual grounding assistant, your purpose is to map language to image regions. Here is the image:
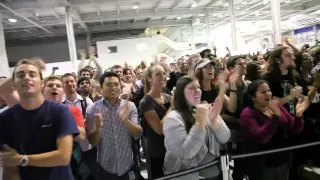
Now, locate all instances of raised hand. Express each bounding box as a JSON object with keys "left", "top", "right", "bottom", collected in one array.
[
  {"left": 119, "top": 103, "right": 130, "bottom": 122},
  {"left": 208, "top": 98, "right": 223, "bottom": 124},
  {"left": 290, "top": 86, "right": 303, "bottom": 100},
  {"left": 268, "top": 98, "right": 281, "bottom": 116},
  {"left": 195, "top": 104, "right": 209, "bottom": 126},
  {"left": 95, "top": 113, "right": 103, "bottom": 128},
  {"left": 296, "top": 97, "right": 309, "bottom": 118}
]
